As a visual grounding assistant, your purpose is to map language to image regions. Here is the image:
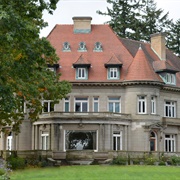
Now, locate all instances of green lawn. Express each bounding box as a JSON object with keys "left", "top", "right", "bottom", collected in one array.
[{"left": 10, "top": 165, "right": 180, "bottom": 180}]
